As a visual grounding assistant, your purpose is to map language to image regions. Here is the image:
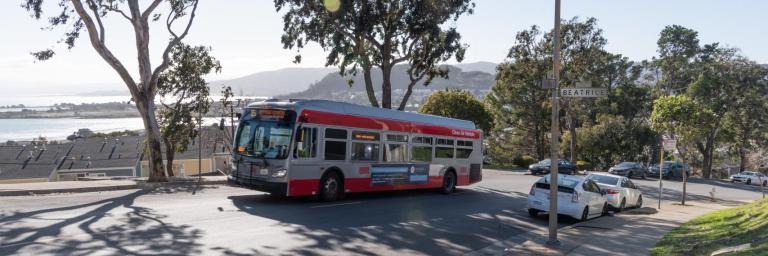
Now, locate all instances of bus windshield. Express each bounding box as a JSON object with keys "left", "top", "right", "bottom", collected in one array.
[{"left": 235, "top": 109, "right": 296, "bottom": 159}]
